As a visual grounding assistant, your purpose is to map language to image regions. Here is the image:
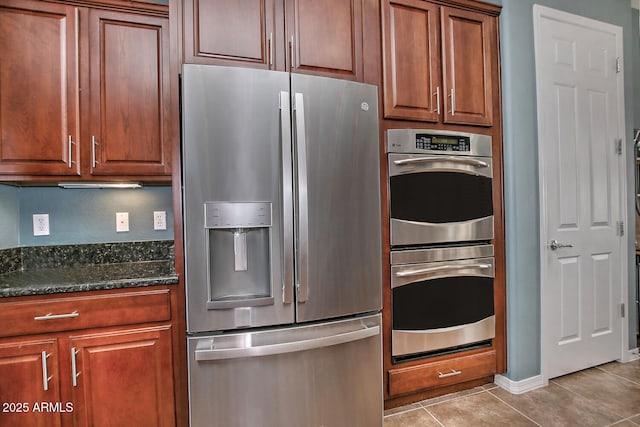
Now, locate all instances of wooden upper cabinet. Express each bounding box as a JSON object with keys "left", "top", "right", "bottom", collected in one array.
[
  {"left": 441, "top": 6, "right": 493, "bottom": 126},
  {"left": 0, "top": 0, "right": 80, "bottom": 176},
  {"left": 89, "top": 10, "right": 171, "bottom": 176},
  {"left": 286, "top": 0, "right": 363, "bottom": 80},
  {"left": 182, "top": 0, "right": 364, "bottom": 80},
  {"left": 382, "top": 0, "right": 440, "bottom": 121},
  {"left": 381, "top": 0, "right": 495, "bottom": 126},
  {"left": 183, "top": 0, "right": 281, "bottom": 69}
]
